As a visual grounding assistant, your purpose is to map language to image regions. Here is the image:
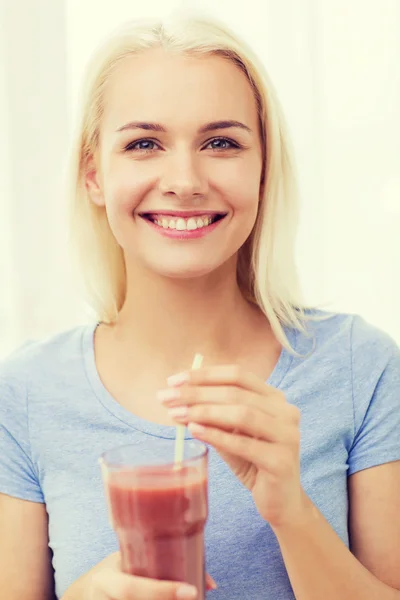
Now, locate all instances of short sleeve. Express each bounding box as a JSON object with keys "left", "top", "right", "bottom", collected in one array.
[
  {"left": 348, "top": 323, "right": 400, "bottom": 476},
  {"left": 0, "top": 365, "right": 44, "bottom": 503}
]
